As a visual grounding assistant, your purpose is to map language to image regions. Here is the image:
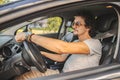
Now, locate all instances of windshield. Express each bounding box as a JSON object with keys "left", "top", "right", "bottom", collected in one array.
[{"left": 0, "top": 0, "right": 19, "bottom": 5}]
